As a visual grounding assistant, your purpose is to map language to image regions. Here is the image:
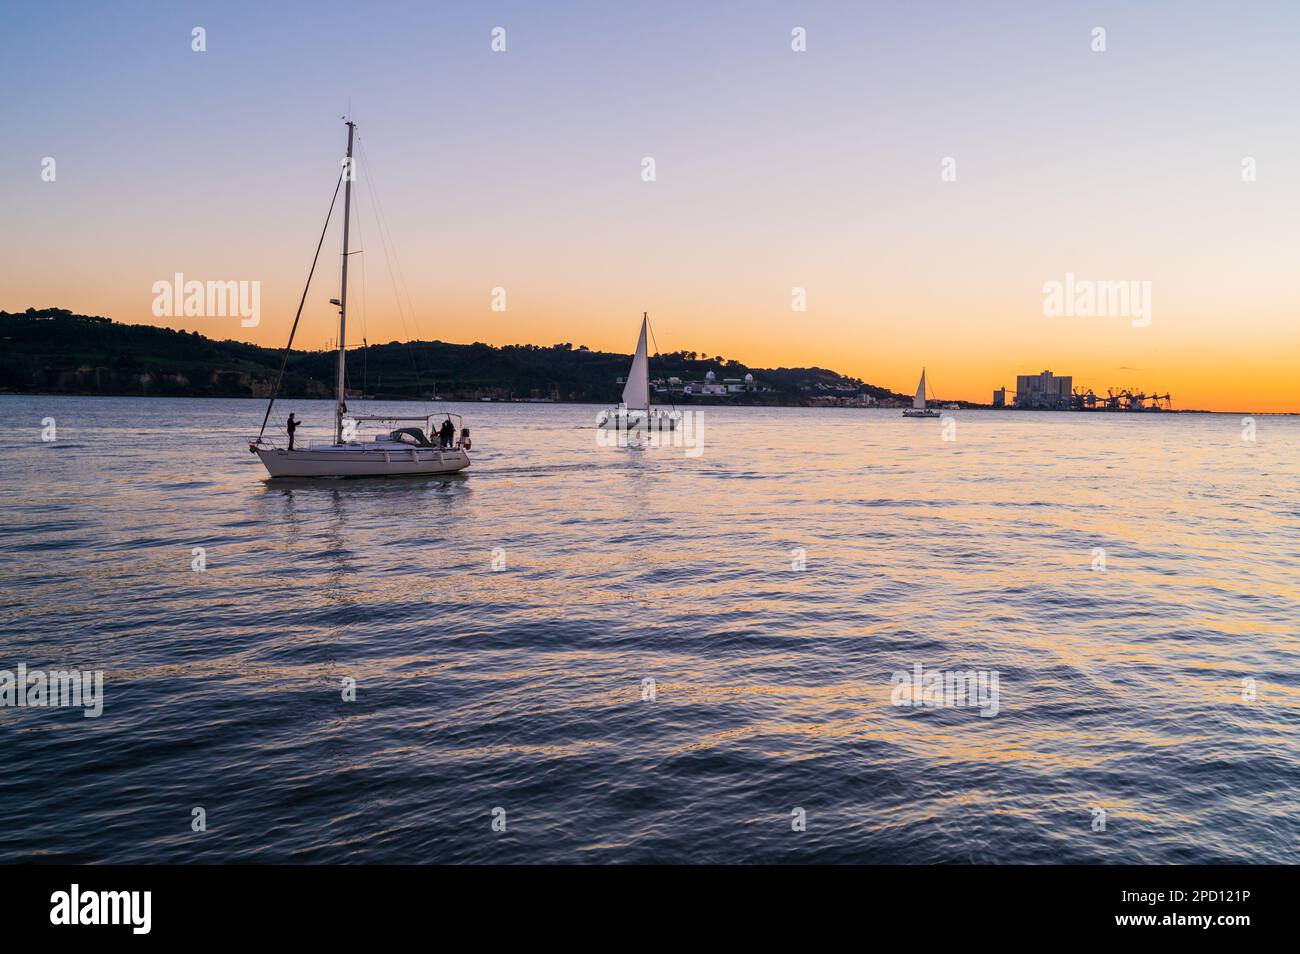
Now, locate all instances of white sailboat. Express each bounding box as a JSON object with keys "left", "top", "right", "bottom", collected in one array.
[
  {"left": 902, "top": 367, "right": 940, "bottom": 418},
  {"left": 249, "top": 120, "right": 472, "bottom": 478},
  {"left": 597, "top": 313, "right": 680, "bottom": 432}
]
